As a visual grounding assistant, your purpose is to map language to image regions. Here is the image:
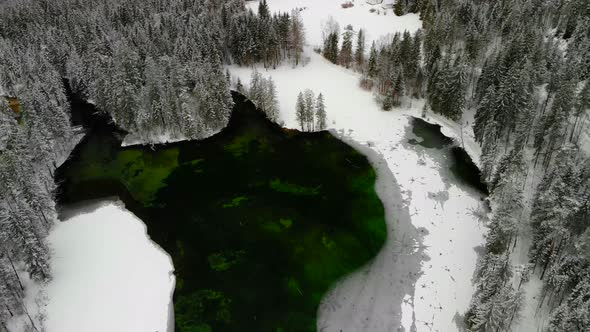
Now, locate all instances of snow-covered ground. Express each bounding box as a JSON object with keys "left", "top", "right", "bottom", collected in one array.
[
  {"left": 245, "top": 0, "right": 421, "bottom": 48},
  {"left": 11, "top": 201, "right": 175, "bottom": 332},
  {"left": 231, "top": 2, "right": 487, "bottom": 330}
]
